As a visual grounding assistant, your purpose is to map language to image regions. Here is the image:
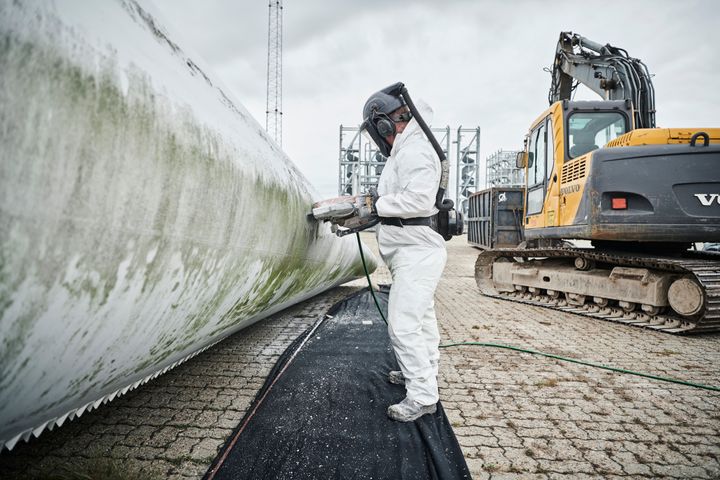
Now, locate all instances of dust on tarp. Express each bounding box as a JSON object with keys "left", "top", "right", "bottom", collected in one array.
[{"left": 205, "top": 288, "right": 471, "bottom": 480}]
